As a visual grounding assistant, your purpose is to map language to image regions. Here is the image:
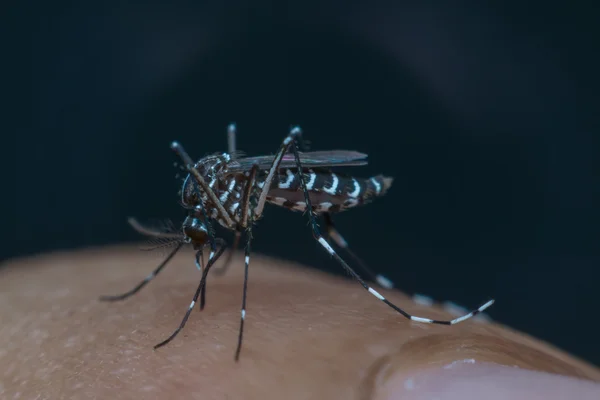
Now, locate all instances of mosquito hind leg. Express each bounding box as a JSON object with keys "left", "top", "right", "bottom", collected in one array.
[
  {"left": 227, "top": 123, "right": 237, "bottom": 158},
  {"left": 286, "top": 127, "right": 495, "bottom": 326},
  {"left": 322, "top": 213, "right": 394, "bottom": 290},
  {"left": 99, "top": 242, "right": 184, "bottom": 302}
]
